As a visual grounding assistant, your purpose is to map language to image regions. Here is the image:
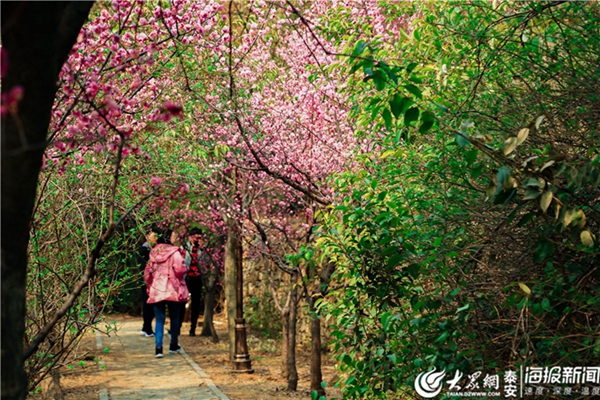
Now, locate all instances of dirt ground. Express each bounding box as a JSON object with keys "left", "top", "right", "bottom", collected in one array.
[{"left": 34, "top": 313, "right": 343, "bottom": 400}]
